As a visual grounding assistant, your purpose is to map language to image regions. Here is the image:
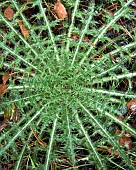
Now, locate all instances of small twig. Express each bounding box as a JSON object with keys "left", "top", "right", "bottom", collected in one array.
[{"left": 30, "top": 126, "right": 48, "bottom": 148}]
